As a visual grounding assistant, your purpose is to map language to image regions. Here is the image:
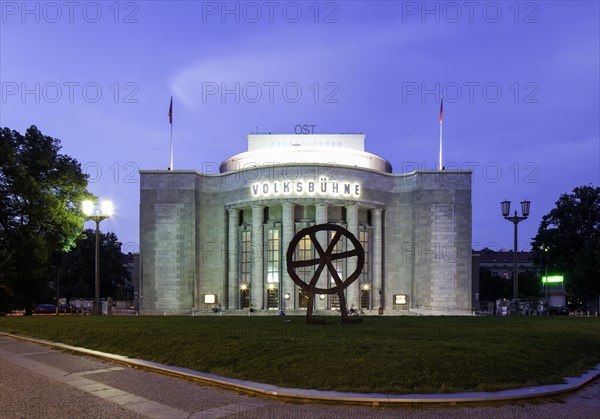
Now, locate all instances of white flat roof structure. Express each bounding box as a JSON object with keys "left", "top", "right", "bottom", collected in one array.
[{"left": 221, "top": 134, "right": 392, "bottom": 173}]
